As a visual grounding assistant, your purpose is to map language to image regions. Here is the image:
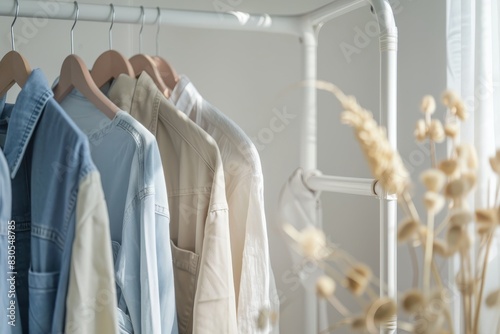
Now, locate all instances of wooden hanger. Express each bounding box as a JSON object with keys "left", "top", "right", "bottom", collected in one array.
[
  {"left": 129, "top": 6, "right": 169, "bottom": 97},
  {"left": 0, "top": 51, "right": 32, "bottom": 98},
  {"left": 53, "top": 2, "right": 118, "bottom": 120},
  {"left": 153, "top": 56, "right": 178, "bottom": 91},
  {"left": 130, "top": 54, "right": 169, "bottom": 96},
  {"left": 92, "top": 50, "right": 134, "bottom": 88},
  {"left": 91, "top": 4, "right": 134, "bottom": 88},
  {"left": 152, "top": 8, "right": 179, "bottom": 92},
  {"left": 54, "top": 55, "right": 119, "bottom": 119},
  {"left": 0, "top": 1, "right": 32, "bottom": 97}
]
